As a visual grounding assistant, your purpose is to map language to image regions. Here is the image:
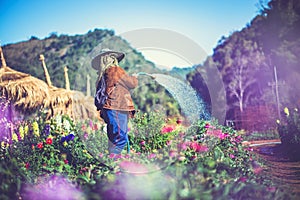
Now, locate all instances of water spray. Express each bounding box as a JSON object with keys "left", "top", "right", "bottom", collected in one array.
[{"left": 136, "top": 72, "right": 156, "bottom": 79}]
